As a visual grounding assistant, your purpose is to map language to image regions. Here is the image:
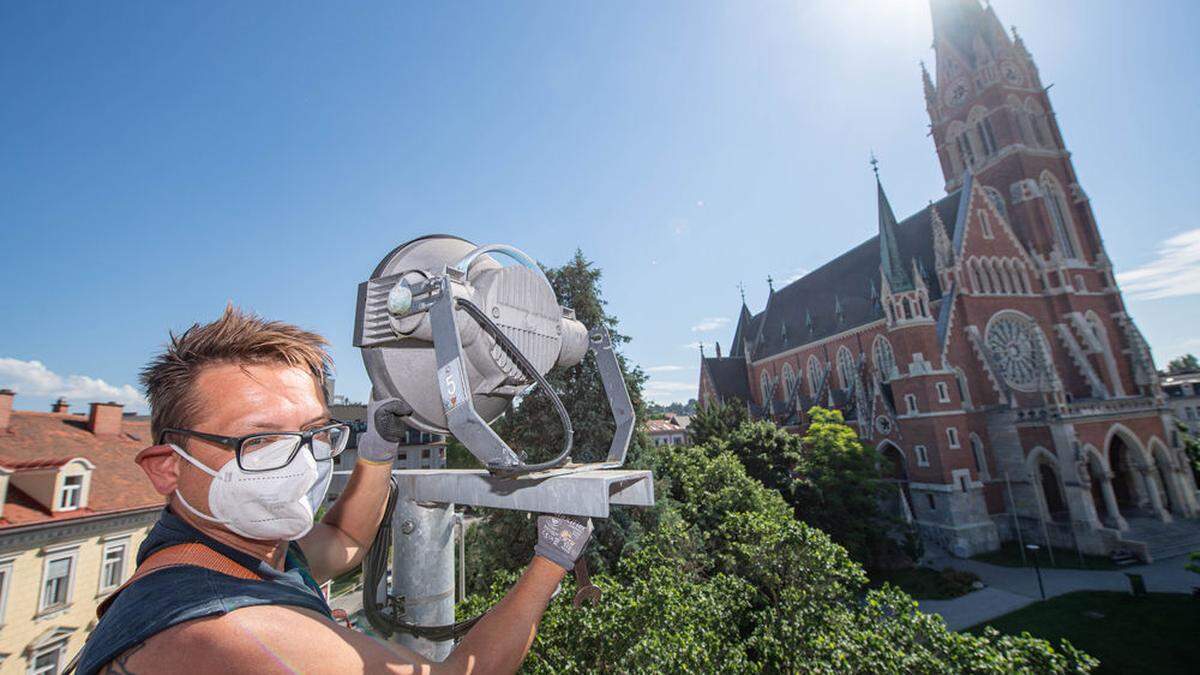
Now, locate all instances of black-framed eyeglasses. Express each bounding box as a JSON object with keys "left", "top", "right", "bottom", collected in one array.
[{"left": 159, "top": 421, "right": 351, "bottom": 472}]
